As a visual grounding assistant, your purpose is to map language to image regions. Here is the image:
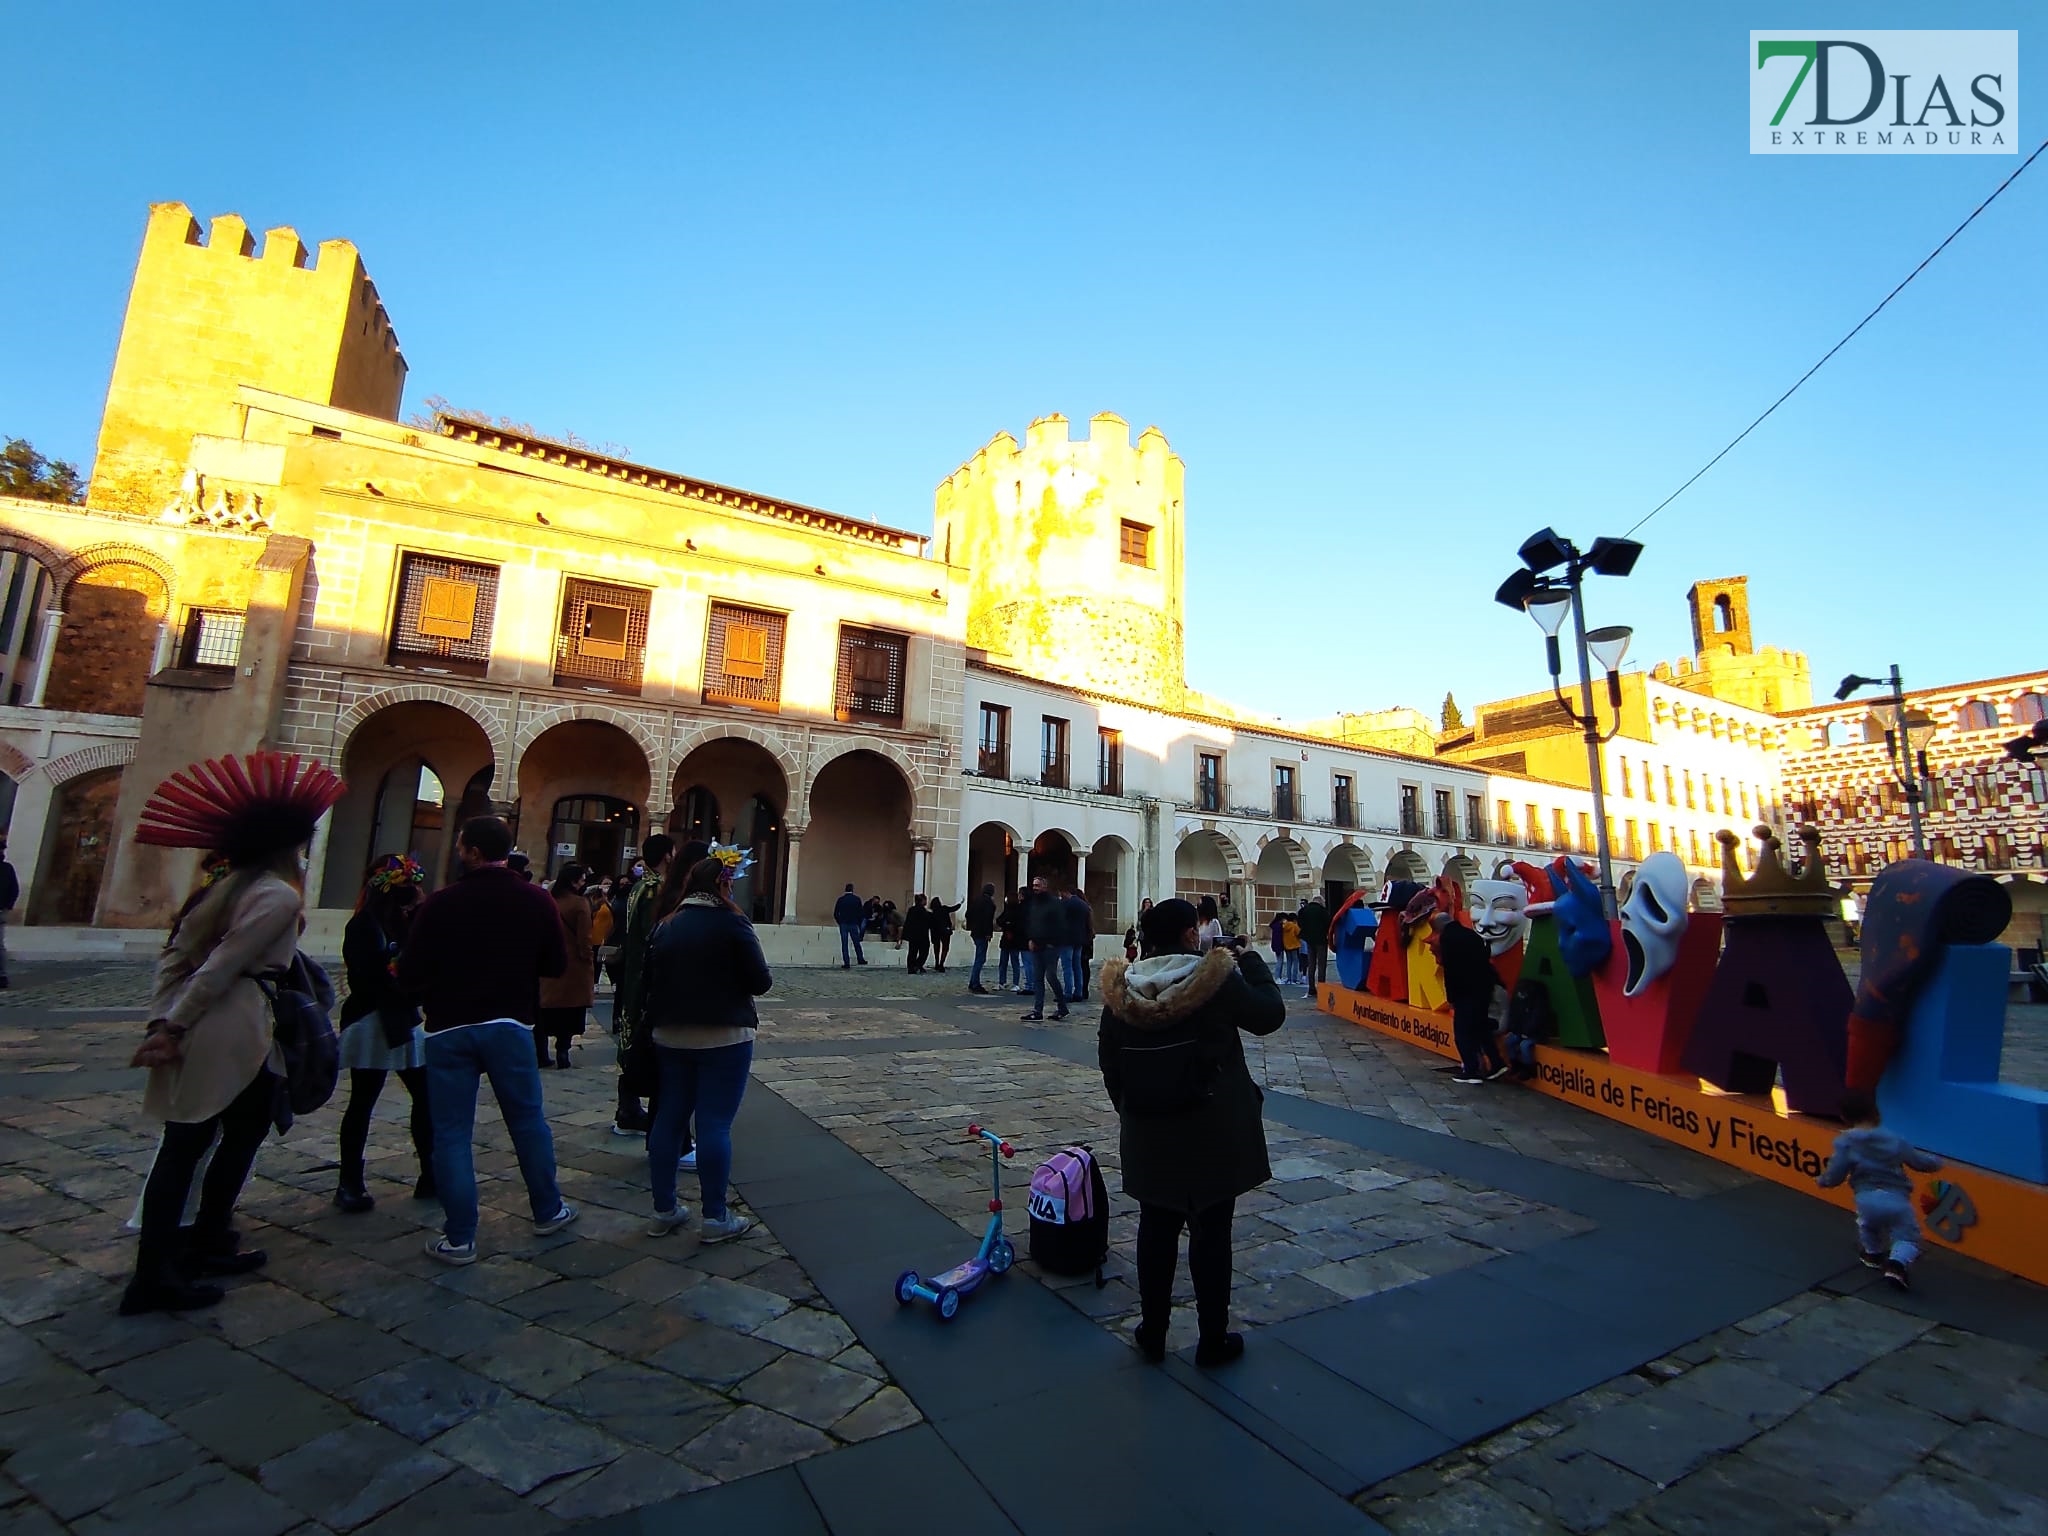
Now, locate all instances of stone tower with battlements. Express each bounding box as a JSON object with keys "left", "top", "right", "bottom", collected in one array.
[
  {"left": 937, "top": 413, "right": 1187, "bottom": 710},
  {"left": 1664, "top": 575, "right": 1813, "bottom": 713},
  {"left": 89, "top": 202, "right": 407, "bottom": 515}
]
